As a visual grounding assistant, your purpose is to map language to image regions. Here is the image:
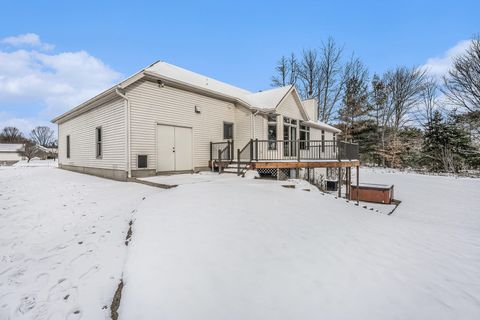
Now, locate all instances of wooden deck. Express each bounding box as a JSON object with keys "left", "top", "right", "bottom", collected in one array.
[{"left": 251, "top": 160, "right": 360, "bottom": 169}]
